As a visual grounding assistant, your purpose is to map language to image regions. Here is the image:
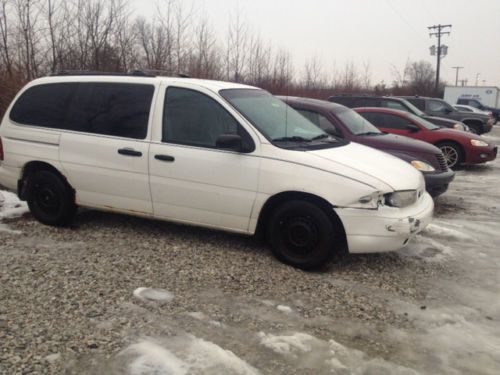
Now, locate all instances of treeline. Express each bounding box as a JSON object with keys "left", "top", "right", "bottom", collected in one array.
[{"left": 0, "top": 0, "right": 441, "bottom": 117}]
